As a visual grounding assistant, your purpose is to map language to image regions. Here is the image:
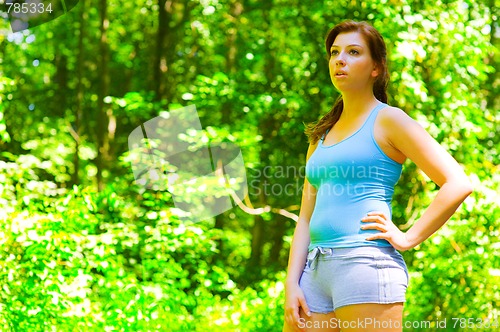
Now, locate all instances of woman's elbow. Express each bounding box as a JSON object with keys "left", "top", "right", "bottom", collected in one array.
[
  {"left": 455, "top": 177, "right": 474, "bottom": 199},
  {"left": 463, "top": 181, "right": 474, "bottom": 197}
]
